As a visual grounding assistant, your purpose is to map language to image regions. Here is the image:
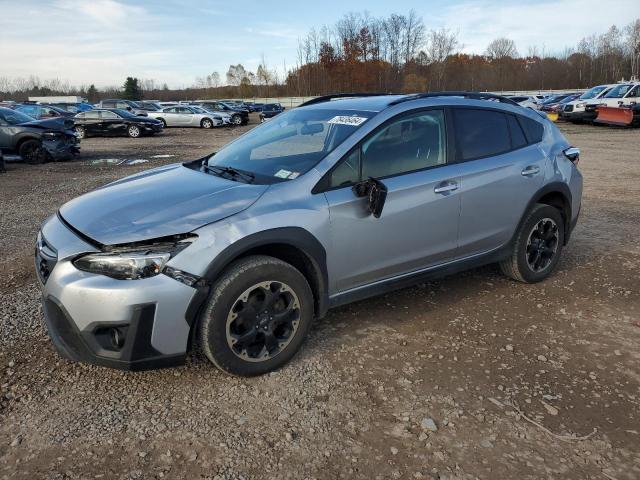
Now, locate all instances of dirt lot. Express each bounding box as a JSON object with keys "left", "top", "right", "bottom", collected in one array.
[{"left": 0, "top": 117, "right": 639, "bottom": 480}]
